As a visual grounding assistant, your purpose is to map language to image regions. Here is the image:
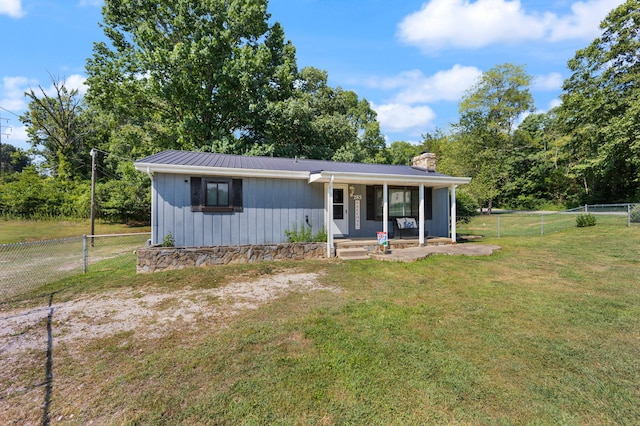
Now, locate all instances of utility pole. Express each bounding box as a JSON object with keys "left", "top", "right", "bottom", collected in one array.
[{"left": 90, "top": 148, "right": 97, "bottom": 246}]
